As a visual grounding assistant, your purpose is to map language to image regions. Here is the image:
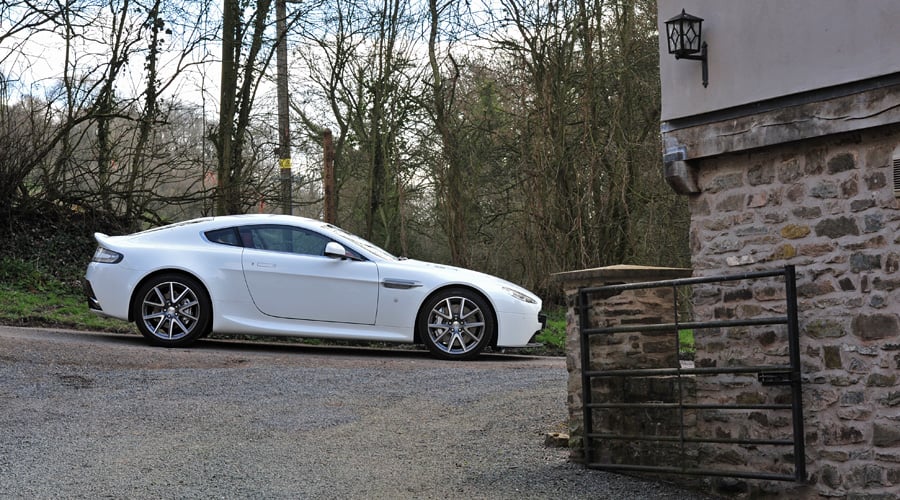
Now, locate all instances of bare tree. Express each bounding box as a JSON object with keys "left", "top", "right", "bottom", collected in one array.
[{"left": 292, "top": 0, "right": 422, "bottom": 252}]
